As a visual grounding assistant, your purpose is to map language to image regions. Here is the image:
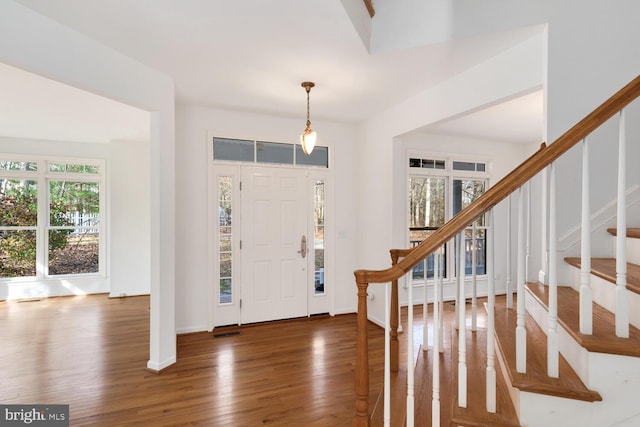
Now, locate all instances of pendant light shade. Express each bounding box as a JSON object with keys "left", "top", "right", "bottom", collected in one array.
[{"left": 300, "top": 82, "right": 316, "bottom": 156}]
